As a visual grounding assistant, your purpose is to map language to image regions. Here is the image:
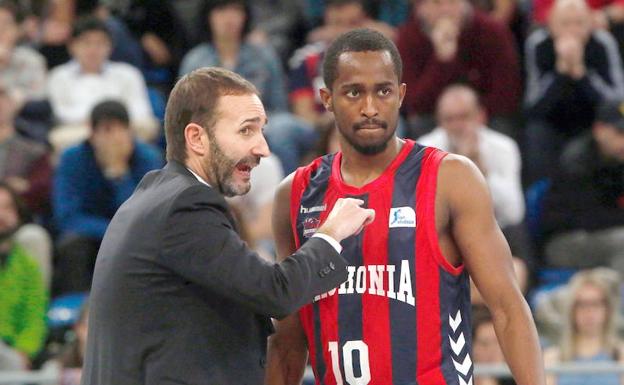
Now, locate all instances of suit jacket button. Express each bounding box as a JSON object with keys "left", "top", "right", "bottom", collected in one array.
[
  {"left": 259, "top": 357, "right": 266, "bottom": 368},
  {"left": 329, "top": 262, "right": 335, "bottom": 270}
]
